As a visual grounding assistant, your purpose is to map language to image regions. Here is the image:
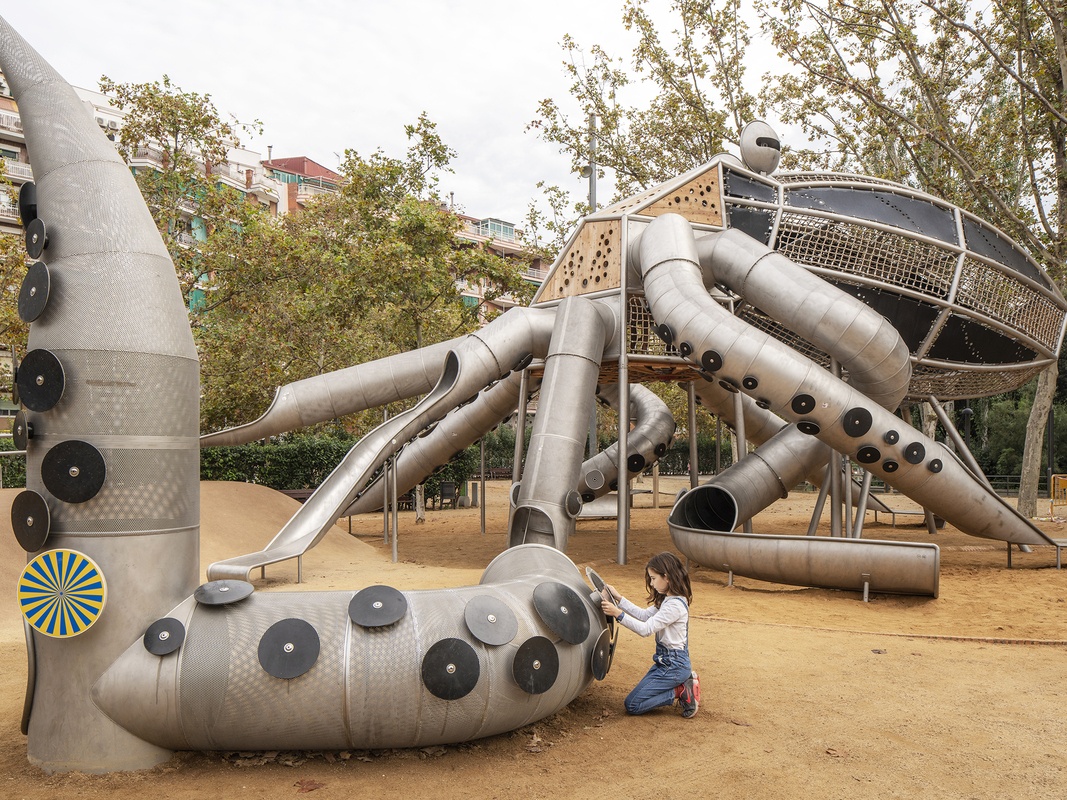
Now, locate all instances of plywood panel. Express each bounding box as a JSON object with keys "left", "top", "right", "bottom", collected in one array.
[
  {"left": 646, "top": 171, "right": 722, "bottom": 226},
  {"left": 540, "top": 220, "right": 621, "bottom": 300}
]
